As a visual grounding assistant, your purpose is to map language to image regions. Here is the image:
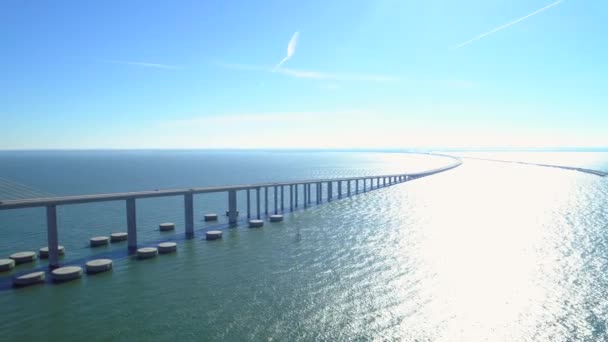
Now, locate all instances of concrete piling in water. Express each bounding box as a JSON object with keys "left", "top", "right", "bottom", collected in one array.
[
  {"left": 269, "top": 214, "right": 283, "bottom": 222},
  {"left": 204, "top": 214, "right": 218, "bottom": 222},
  {"left": 158, "top": 242, "right": 177, "bottom": 254},
  {"left": 51, "top": 266, "right": 83, "bottom": 282},
  {"left": 137, "top": 247, "right": 158, "bottom": 259},
  {"left": 86, "top": 259, "right": 113, "bottom": 274},
  {"left": 13, "top": 271, "right": 45, "bottom": 287},
  {"left": 90, "top": 236, "right": 110, "bottom": 247},
  {"left": 10, "top": 251, "right": 37, "bottom": 264},
  {"left": 206, "top": 230, "right": 222, "bottom": 240},
  {"left": 159, "top": 222, "right": 175, "bottom": 231},
  {"left": 39, "top": 245, "right": 65, "bottom": 259},
  {"left": 110, "top": 232, "right": 128, "bottom": 242},
  {"left": 0, "top": 259, "right": 15, "bottom": 272},
  {"left": 249, "top": 219, "right": 264, "bottom": 228}
]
